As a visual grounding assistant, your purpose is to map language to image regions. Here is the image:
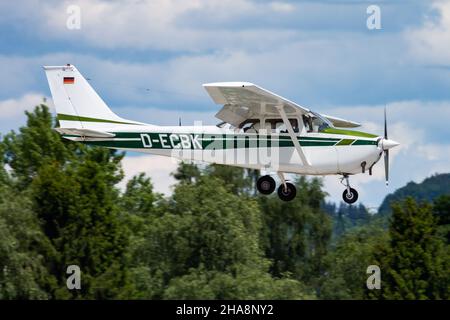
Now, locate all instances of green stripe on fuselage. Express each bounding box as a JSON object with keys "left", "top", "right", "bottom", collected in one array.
[
  {"left": 62, "top": 132, "right": 377, "bottom": 150},
  {"left": 336, "top": 139, "right": 355, "bottom": 146}
]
